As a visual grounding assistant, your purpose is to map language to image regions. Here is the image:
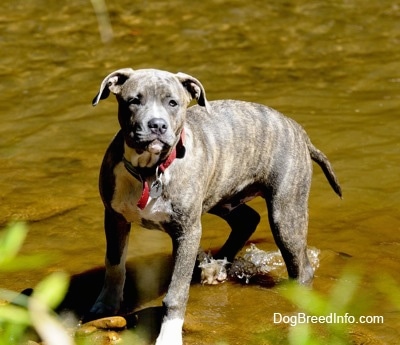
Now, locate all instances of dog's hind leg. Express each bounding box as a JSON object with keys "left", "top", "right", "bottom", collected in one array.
[
  {"left": 265, "top": 188, "right": 314, "bottom": 285},
  {"left": 210, "top": 204, "right": 261, "bottom": 261}
]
